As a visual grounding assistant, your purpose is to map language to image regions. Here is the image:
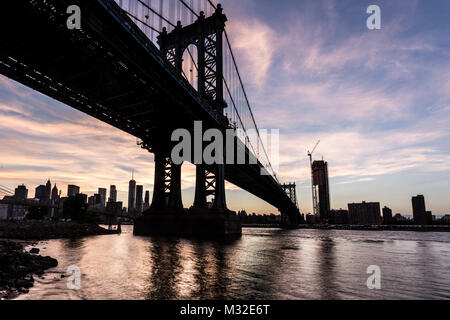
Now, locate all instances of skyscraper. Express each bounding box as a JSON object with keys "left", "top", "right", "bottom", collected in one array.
[
  {"left": 426, "top": 211, "right": 433, "bottom": 225},
  {"left": 109, "top": 185, "right": 117, "bottom": 203},
  {"left": 382, "top": 206, "right": 393, "bottom": 225},
  {"left": 50, "top": 184, "right": 59, "bottom": 218},
  {"left": 14, "top": 185, "right": 28, "bottom": 200},
  {"left": 44, "top": 179, "right": 51, "bottom": 201},
  {"left": 128, "top": 171, "right": 136, "bottom": 212},
  {"left": 98, "top": 188, "right": 107, "bottom": 207},
  {"left": 51, "top": 184, "right": 59, "bottom": 201},
  {"left": 35, "top": 185, "right": 46, "bottom": 200},
  {"left": 144, "top": 190, "right": 150, "bottom": 210},
  {"left": 312, "top": 160, "right": 330, "bottom": 221},
  {"left": 67, "top": 185, "right": 80, "bottom": 197},
  {"left": 136, "top": 185, "right": 143, "bottom": 213},
  {"left": 412, "top": 195, "right": 427, "bottom": 225}
]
